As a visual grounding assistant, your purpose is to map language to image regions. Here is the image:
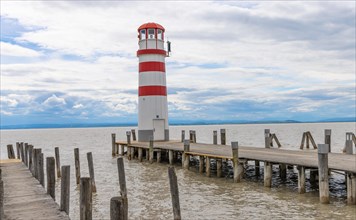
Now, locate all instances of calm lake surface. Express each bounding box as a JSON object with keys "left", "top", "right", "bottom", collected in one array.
[{"left": 1, "top": 122, "right": 355, "bottom": 219}]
